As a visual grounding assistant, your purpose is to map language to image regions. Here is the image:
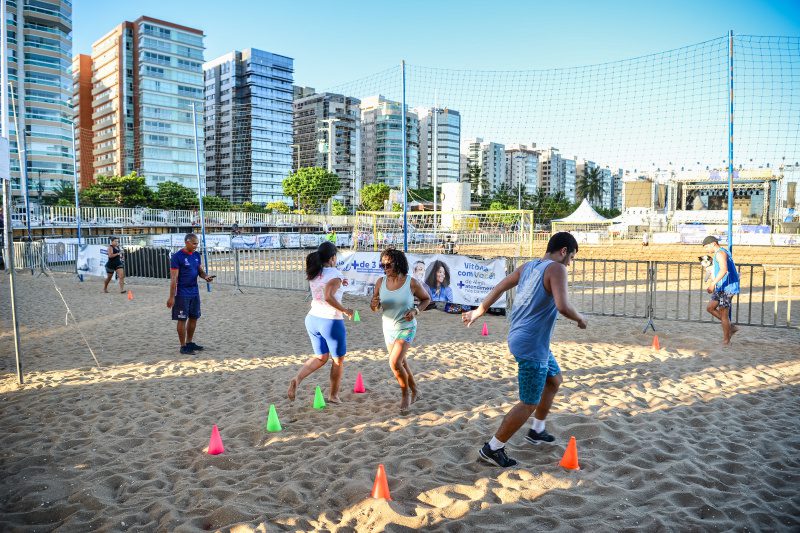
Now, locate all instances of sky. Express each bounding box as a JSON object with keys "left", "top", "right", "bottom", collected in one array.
[{"left": 73, "top": 0, "right": 800, "bottom": 89}]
